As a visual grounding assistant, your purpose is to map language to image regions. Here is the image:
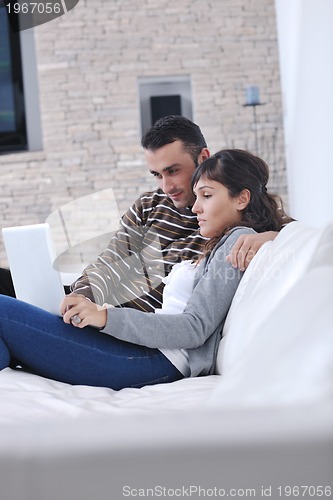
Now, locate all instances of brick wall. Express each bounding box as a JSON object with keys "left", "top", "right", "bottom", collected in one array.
[{"left": 0, "top": 0, "right": 286, "bottom": 267}]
